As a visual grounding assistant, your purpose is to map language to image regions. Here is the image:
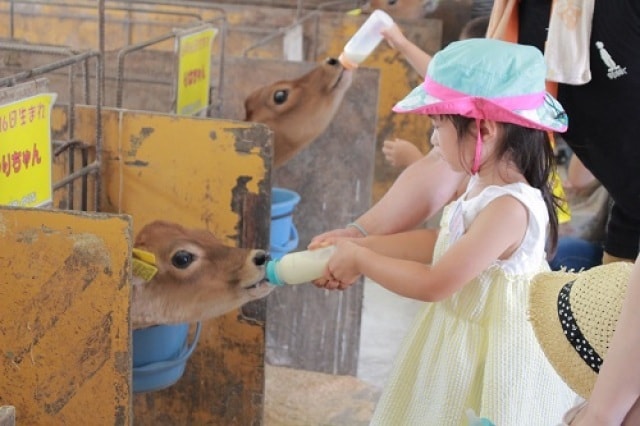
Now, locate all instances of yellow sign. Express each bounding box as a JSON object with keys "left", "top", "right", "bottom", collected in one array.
[
  {"left": 176, "top": 27, "right": 217, "bottom": 116},
  {"left": 0, "top": 93, "right": 56, "bottom": 207}
]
